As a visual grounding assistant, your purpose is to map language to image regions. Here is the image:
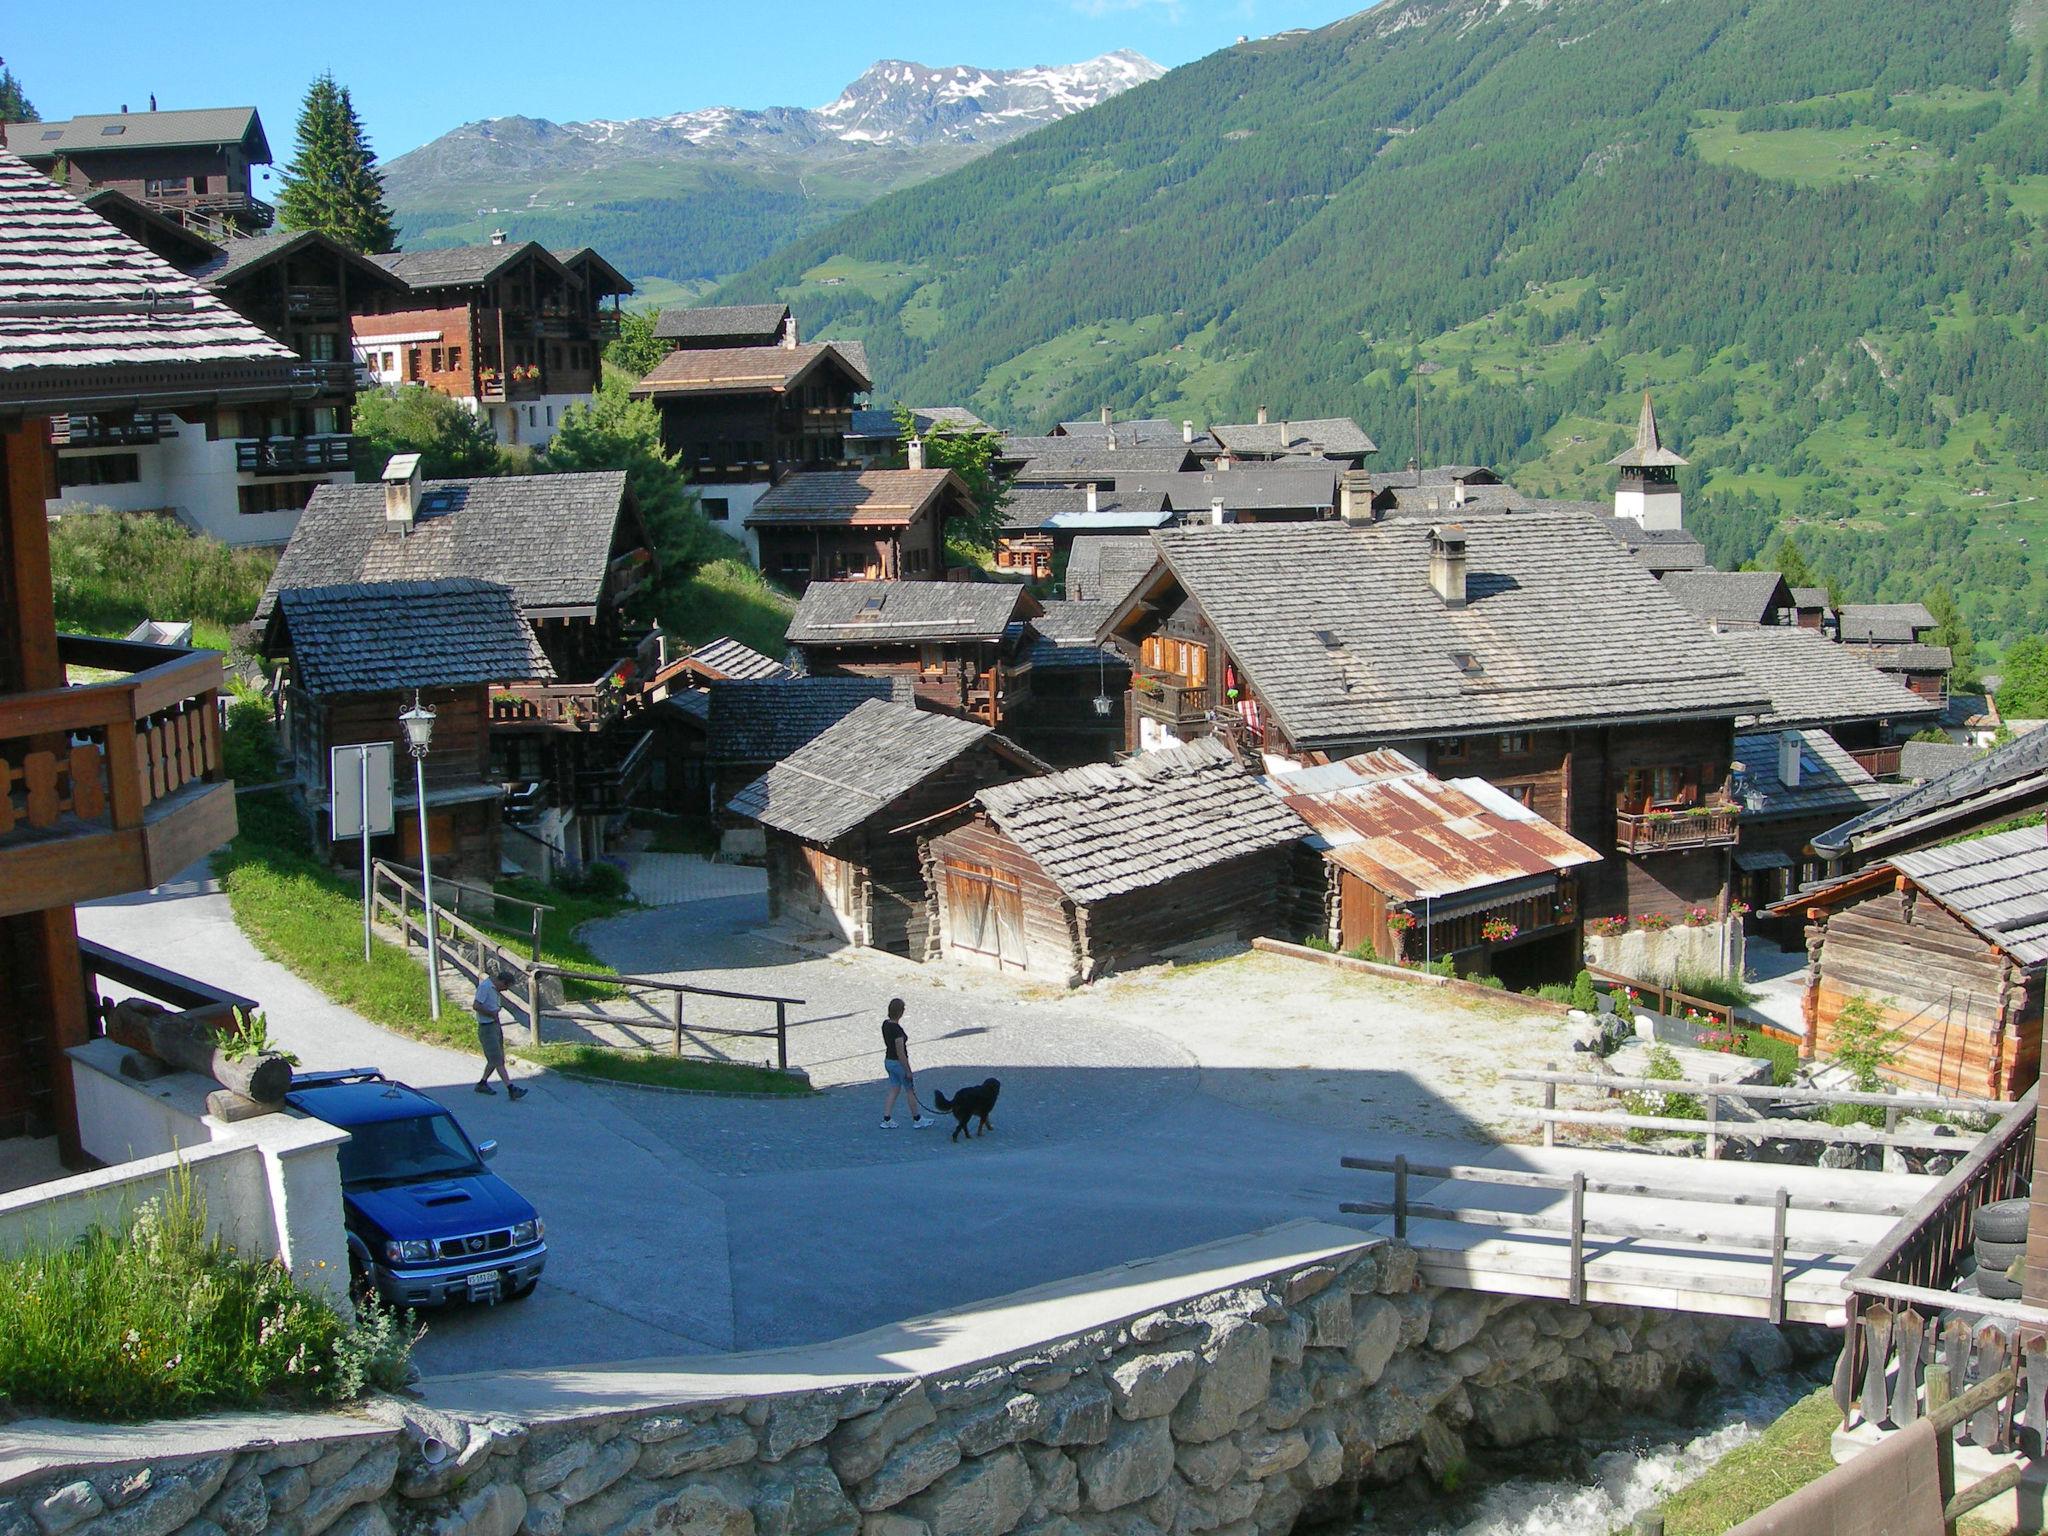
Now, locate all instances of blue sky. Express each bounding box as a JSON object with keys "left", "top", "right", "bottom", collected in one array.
[{"left": 9, "top": 0, "right": 1369, "bottom": 168}]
